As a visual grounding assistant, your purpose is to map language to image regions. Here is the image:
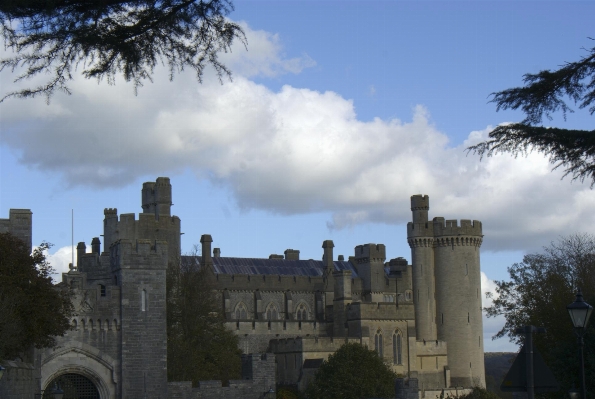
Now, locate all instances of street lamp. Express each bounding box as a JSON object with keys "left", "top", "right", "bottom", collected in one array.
[{"left": 567, "top": 289, "right": 593, "bottom": 399}]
